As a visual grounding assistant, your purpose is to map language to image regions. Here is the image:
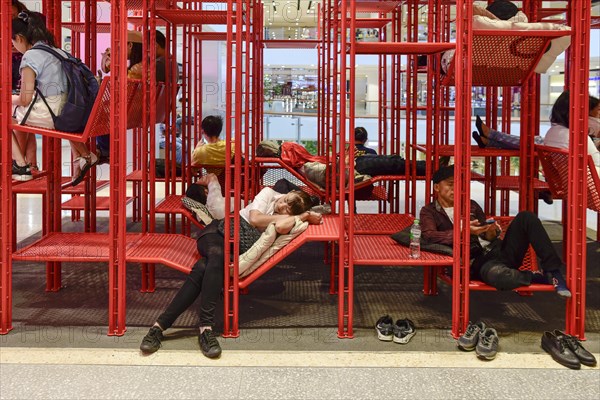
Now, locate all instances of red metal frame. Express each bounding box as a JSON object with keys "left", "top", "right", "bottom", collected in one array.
[{"left": 0, "top": 0, "right": 594, "bottom": 341}]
